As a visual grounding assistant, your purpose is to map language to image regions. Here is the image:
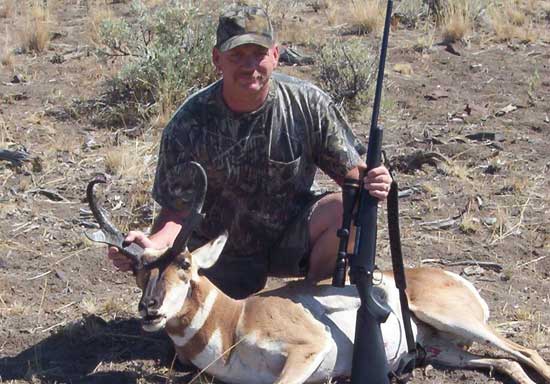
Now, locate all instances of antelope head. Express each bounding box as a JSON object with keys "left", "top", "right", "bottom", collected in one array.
[
  {"left": 136, "top": 231, "right": 228, "bottom": 332},
  {"left": 86, "top": 162, "right": 220, "bottom": 332}
]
